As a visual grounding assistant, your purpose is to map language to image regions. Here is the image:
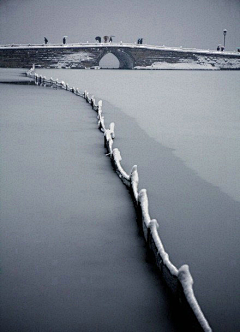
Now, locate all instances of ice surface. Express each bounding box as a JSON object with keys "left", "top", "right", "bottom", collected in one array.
[{"left": 1, "top": 71, "right": 184, "bottom": 332}]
